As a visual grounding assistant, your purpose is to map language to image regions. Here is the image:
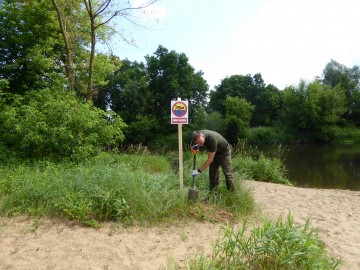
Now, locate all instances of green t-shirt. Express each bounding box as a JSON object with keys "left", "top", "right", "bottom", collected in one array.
[{"left": 200, "top": 130, "right": 229, "bottom": 154}]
